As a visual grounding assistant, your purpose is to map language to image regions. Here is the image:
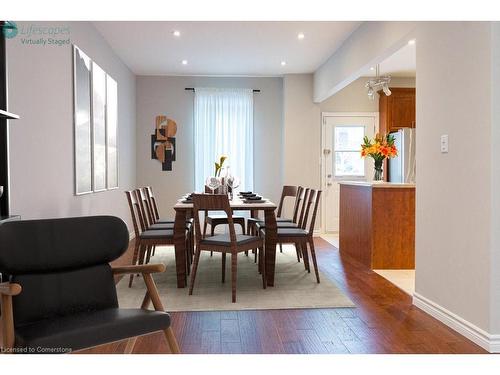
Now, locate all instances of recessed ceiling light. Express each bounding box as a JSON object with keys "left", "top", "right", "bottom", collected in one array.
[
  {"left": 370, "top": 67, "right": 375, "bottom": 71},
  {"left": 408, "top": 39, "right": 416, "bottom": 45},
  {"left": 173, "top": 30, "right": 181, "bottom": 37},
  {"left": 297, "top": 32, "right": 305, "bottom": 40},
  {"left": 281, "top": 61, "right": 286, "bottom": 66},
  {"left": 181, "top": 60, "right": 188, "bottom": 65}
]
